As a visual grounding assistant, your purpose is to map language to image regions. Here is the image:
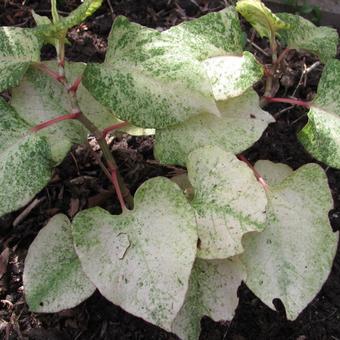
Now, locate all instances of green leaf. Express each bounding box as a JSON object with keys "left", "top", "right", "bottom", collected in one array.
[
  {"left": 187, "top": 146, "right": 267, "bottom": 259},
  {"left": 0, "top": 98, "right": 54, "bottom": 217},
  {"left": 35, "top": 0, "right": 103, "bottom": 42},
  {"left": 155, "top": 90, "right": 274, "bottom": 166},
  {"left": 277, "top": 13, "right": 338, "bottom": 63},
  {"left": 298, "top": 59, "right": 340, "bottom": 169},
  {"left": 172, "top": 258, "right": 245, "bottom": 340},
  {"left": 72, "top": 177, "right": 197, "bottom": 330},
  {"left": 236, "top": 0, "right": 289, "bottom": 38},
  {"left": 24, "top": 214, "right": 96, "bottom": 312},
  {"left": 241, "top": 163, "right": 338, "bottom": 320},
  {"left": 0, "top": 27, "right": 41, "bottom": 92}
]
